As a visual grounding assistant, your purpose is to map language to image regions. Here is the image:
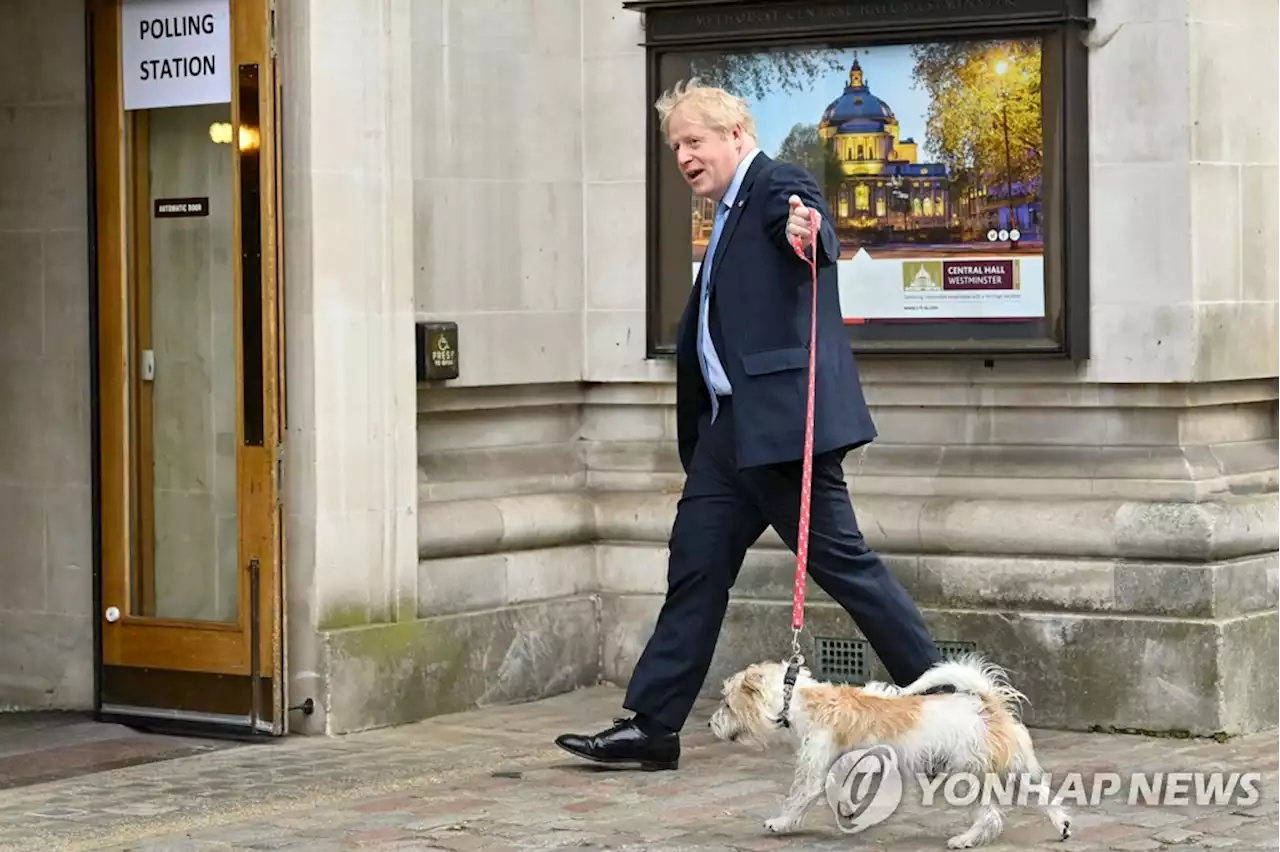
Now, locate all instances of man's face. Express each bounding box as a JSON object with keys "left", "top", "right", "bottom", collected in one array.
[{"left": 666, "top": 106, "right": 746, "bottom": 201}]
